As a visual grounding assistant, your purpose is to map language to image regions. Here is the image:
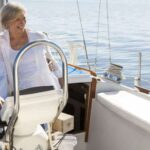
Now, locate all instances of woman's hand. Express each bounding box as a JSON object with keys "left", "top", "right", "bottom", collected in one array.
[
  {"left": 58, "top": 78, "right": 63, "bottom": 88},
  {"left": 0, "top": 97, "right": 4, "bottom": 109},
  {"left": 47, "top": 58, "right": 56, "bottom": 71}
]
